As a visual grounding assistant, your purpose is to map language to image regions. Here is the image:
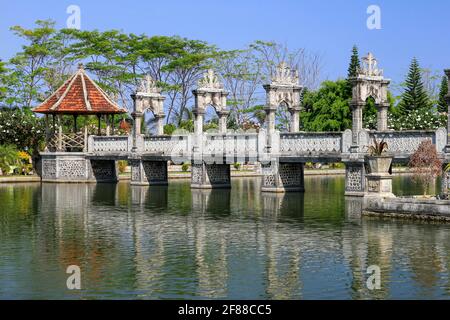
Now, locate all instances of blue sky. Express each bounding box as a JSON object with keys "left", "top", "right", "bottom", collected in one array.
[{"left": 1, "top": 0, "right": 449, "bottom": 86}]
